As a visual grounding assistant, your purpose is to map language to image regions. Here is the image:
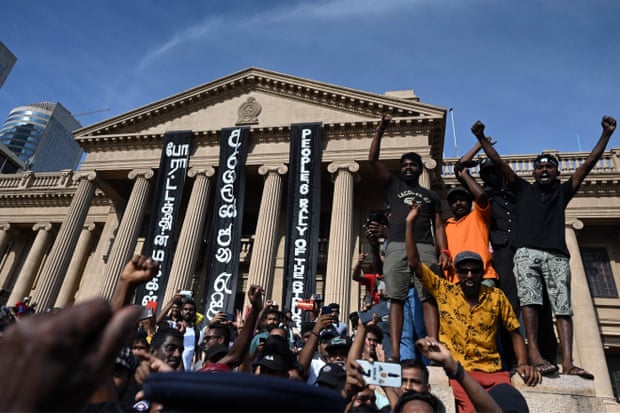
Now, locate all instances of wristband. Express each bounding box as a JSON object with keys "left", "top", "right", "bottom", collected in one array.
[
  {"left": 310, "top": 331, "right": 320, "bottom": 337},
  {"left": 440, "top": 249, "right": 450, "bottom": 255},
  {"left": 444, "top": 362, "right": 465, "bottom": 381}
]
